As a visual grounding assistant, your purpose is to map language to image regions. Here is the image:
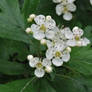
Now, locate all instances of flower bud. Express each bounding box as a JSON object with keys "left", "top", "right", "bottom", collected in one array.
[
  {"left": 40, "top": 39, "right": 47, "bottom": 45},
  {"left": 46, "top": 15, "right": 52, "bottom": 21},
  {"left": 66, "top": 47, "right": 71, "bottom": 52},
  {"left": 27, "top": 55, "right": 33, "bottom": 60},
  {"left": 27, "top": 14, "right": 36, "bottom": 22},
  {"left": 29, "top": 14, "right": 36, "bottom": 19},
  {"left": 25, "top": 28, "right": 32, "bottom": 34},
  {"left": 45, "top": 66, "right": 52, "bottom": 73}
]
